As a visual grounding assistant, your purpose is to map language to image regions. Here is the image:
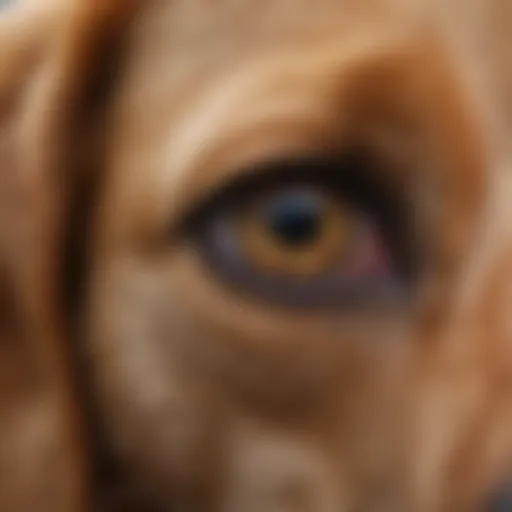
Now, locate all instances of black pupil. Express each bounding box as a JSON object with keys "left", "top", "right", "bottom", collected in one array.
[{"left": 263, "top": 189, "right": 325, "bottom": 247}]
